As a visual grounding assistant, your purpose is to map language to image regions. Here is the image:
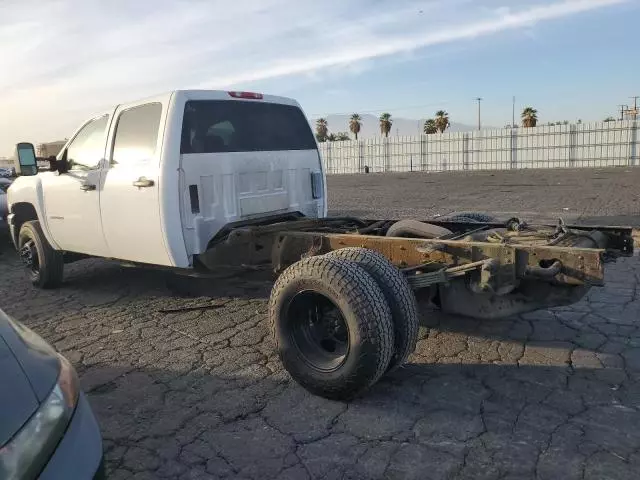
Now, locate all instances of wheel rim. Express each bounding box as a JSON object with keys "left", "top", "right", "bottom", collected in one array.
[
  {"left": 286, "top": 291, "right": 349, "bottom": 372},
  {"left": 20, "top": 239, "right": 39, "bottom": 275}
]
